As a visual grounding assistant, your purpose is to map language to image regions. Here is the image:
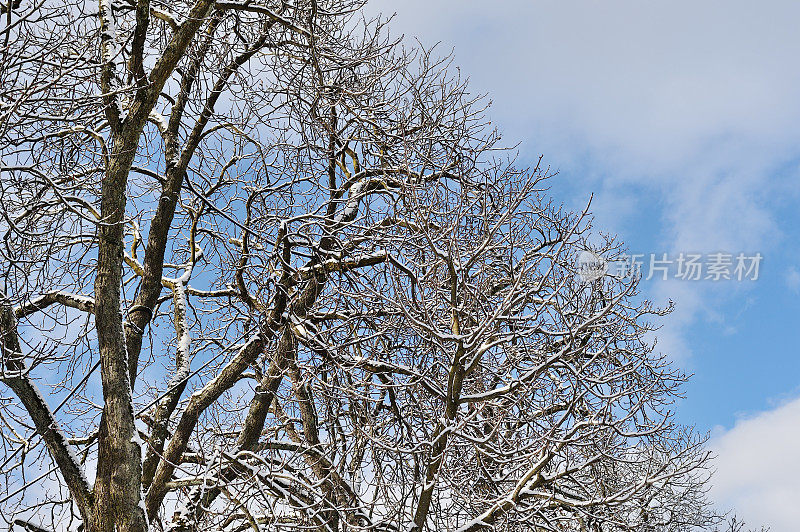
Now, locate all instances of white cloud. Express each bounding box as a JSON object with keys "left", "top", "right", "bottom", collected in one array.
[
  {"left": 368, "top": 0, "right": 800, "bottom": 160},
  {"left": 786, "top": 267, "right": 800, "bottom": 293},
  {"left": 365, "top": 0, "right": 799, "bottom": 364},
  {"left": 645, "top": 280, "right": 709, "bottom": 362},
  {"left": 710, "top": 396, "right": 800, "bottom": 532},
  {"left": 368, "top": 0, "right": 799, "bottom": 245},
  {"left": 360, "top": 5, "right": 800, "bottom": 529}
]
